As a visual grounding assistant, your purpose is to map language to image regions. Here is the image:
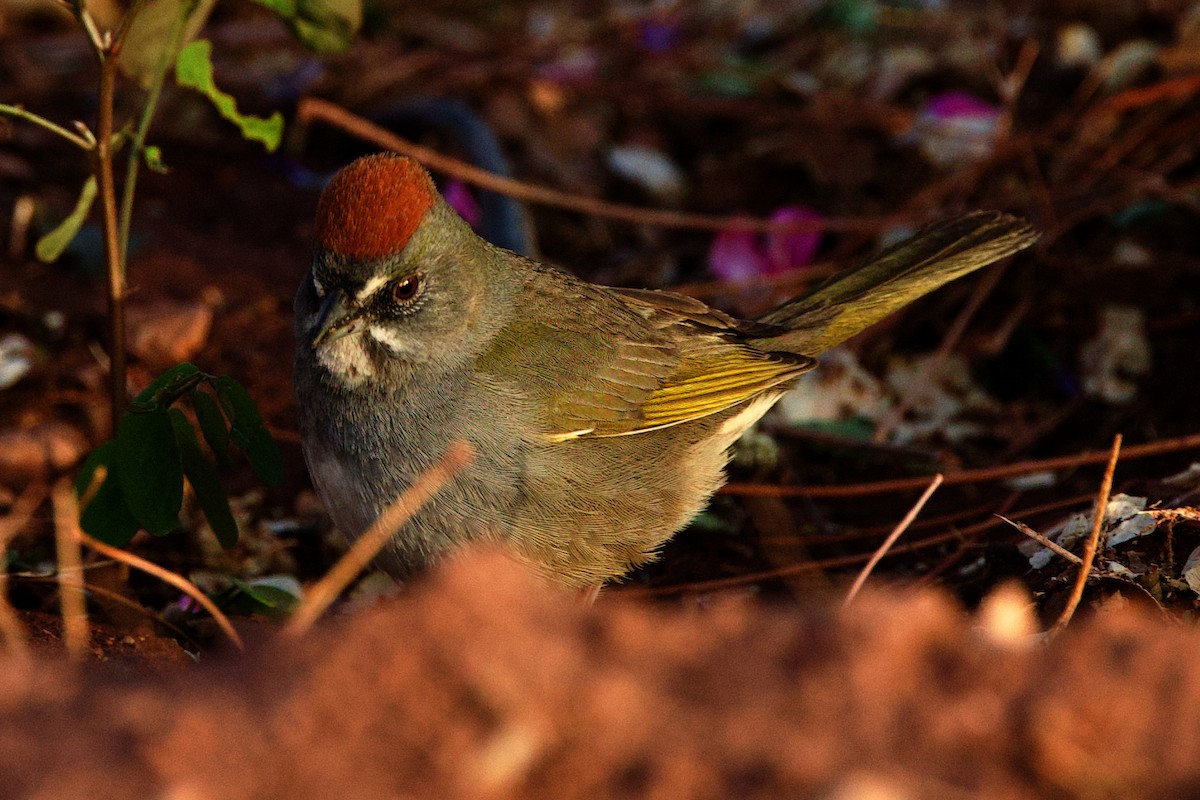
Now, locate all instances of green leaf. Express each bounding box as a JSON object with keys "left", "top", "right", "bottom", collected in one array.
[
  {"left": 132, "top": 362, "right": 202, "bottom": 410},
  {"left": 114, "top": 409, "right": 183, "bottom": 536},
  {"left": 143, "top": 145, "right": 169, "bottom": 174},
  {"left": 235, "top": 576, "right": 301, "bottom": 611},
  {"left": 77, "top": 441, "right": 141, "bottom": 546},
  {"left": 248, "top": 0, "right": 360, "bottom": 53},
  {"left": 190, "top": 389, "right": 231, "bottom": 468},
  {"left": 248, "top": 0, "right": 296, "bottom": 14},
  {"left": 119, "top": 0, "right": 219, "bottom": 88},
  {"left": 35, "top": 176, "right": 97, "bottom": 263},
  {"left": 175, "top": 40, "right": 284, "bottom": 151},
  {"left": 215, "top": 376, "right": 285, "bottom": 487},
  {"left": 169, "top": 409, "right": 238, "bottom": 548}
]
